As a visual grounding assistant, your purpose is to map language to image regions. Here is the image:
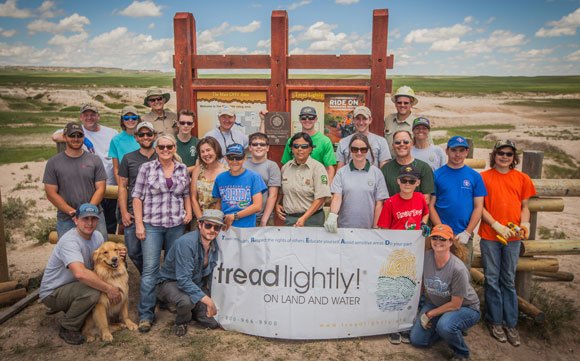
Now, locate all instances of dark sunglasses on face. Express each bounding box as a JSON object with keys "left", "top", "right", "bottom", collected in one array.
[
  {"left": 137, "top": 132, "right": 154, "bottom": 138},
  {"left": 300, "top": 115, "right": 316, "bottom": 121},
  {"left": 394, "top": 140, "right": 411, "bottom": 145},
  {"left": 250, "top": 142, "right": 268, "bottom": 147},
  {"left": 68, "top": 133, "right": 84, "bottom": 139},
  {"left": 179, "top": 121, "right": 194, "bottom": 126},
  {"left": 202, "top": 222, "right": 222, "bottom": 232},
  {"left": 350, "top": 146, "right": 369, "bottom": 154},
  {"left": 226, "top": 154, "right": 244, "bottom": 161},
  {"left": 292, "top": 143, "right": 311, "bottom": 149},
  {"left": 122, "top": 115, "right": 139, "bottom": 121},
  {"left": 431, "top": 235, "right": 448, "bottom": 241},
  {"left": 157, "top": 144, "right": 175, "bottom": 150},
  {"left": 396, "top": 101, "right": 410, "bottom": 105},
  {"left": 497, "top": 151, "right": 514, "bottom": 157},
  {"left": 148, "top": 97, "right": 164, "bottom": 103},
  {"left": 399, "top": 178, "right": 417, "bottom": 185}
]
